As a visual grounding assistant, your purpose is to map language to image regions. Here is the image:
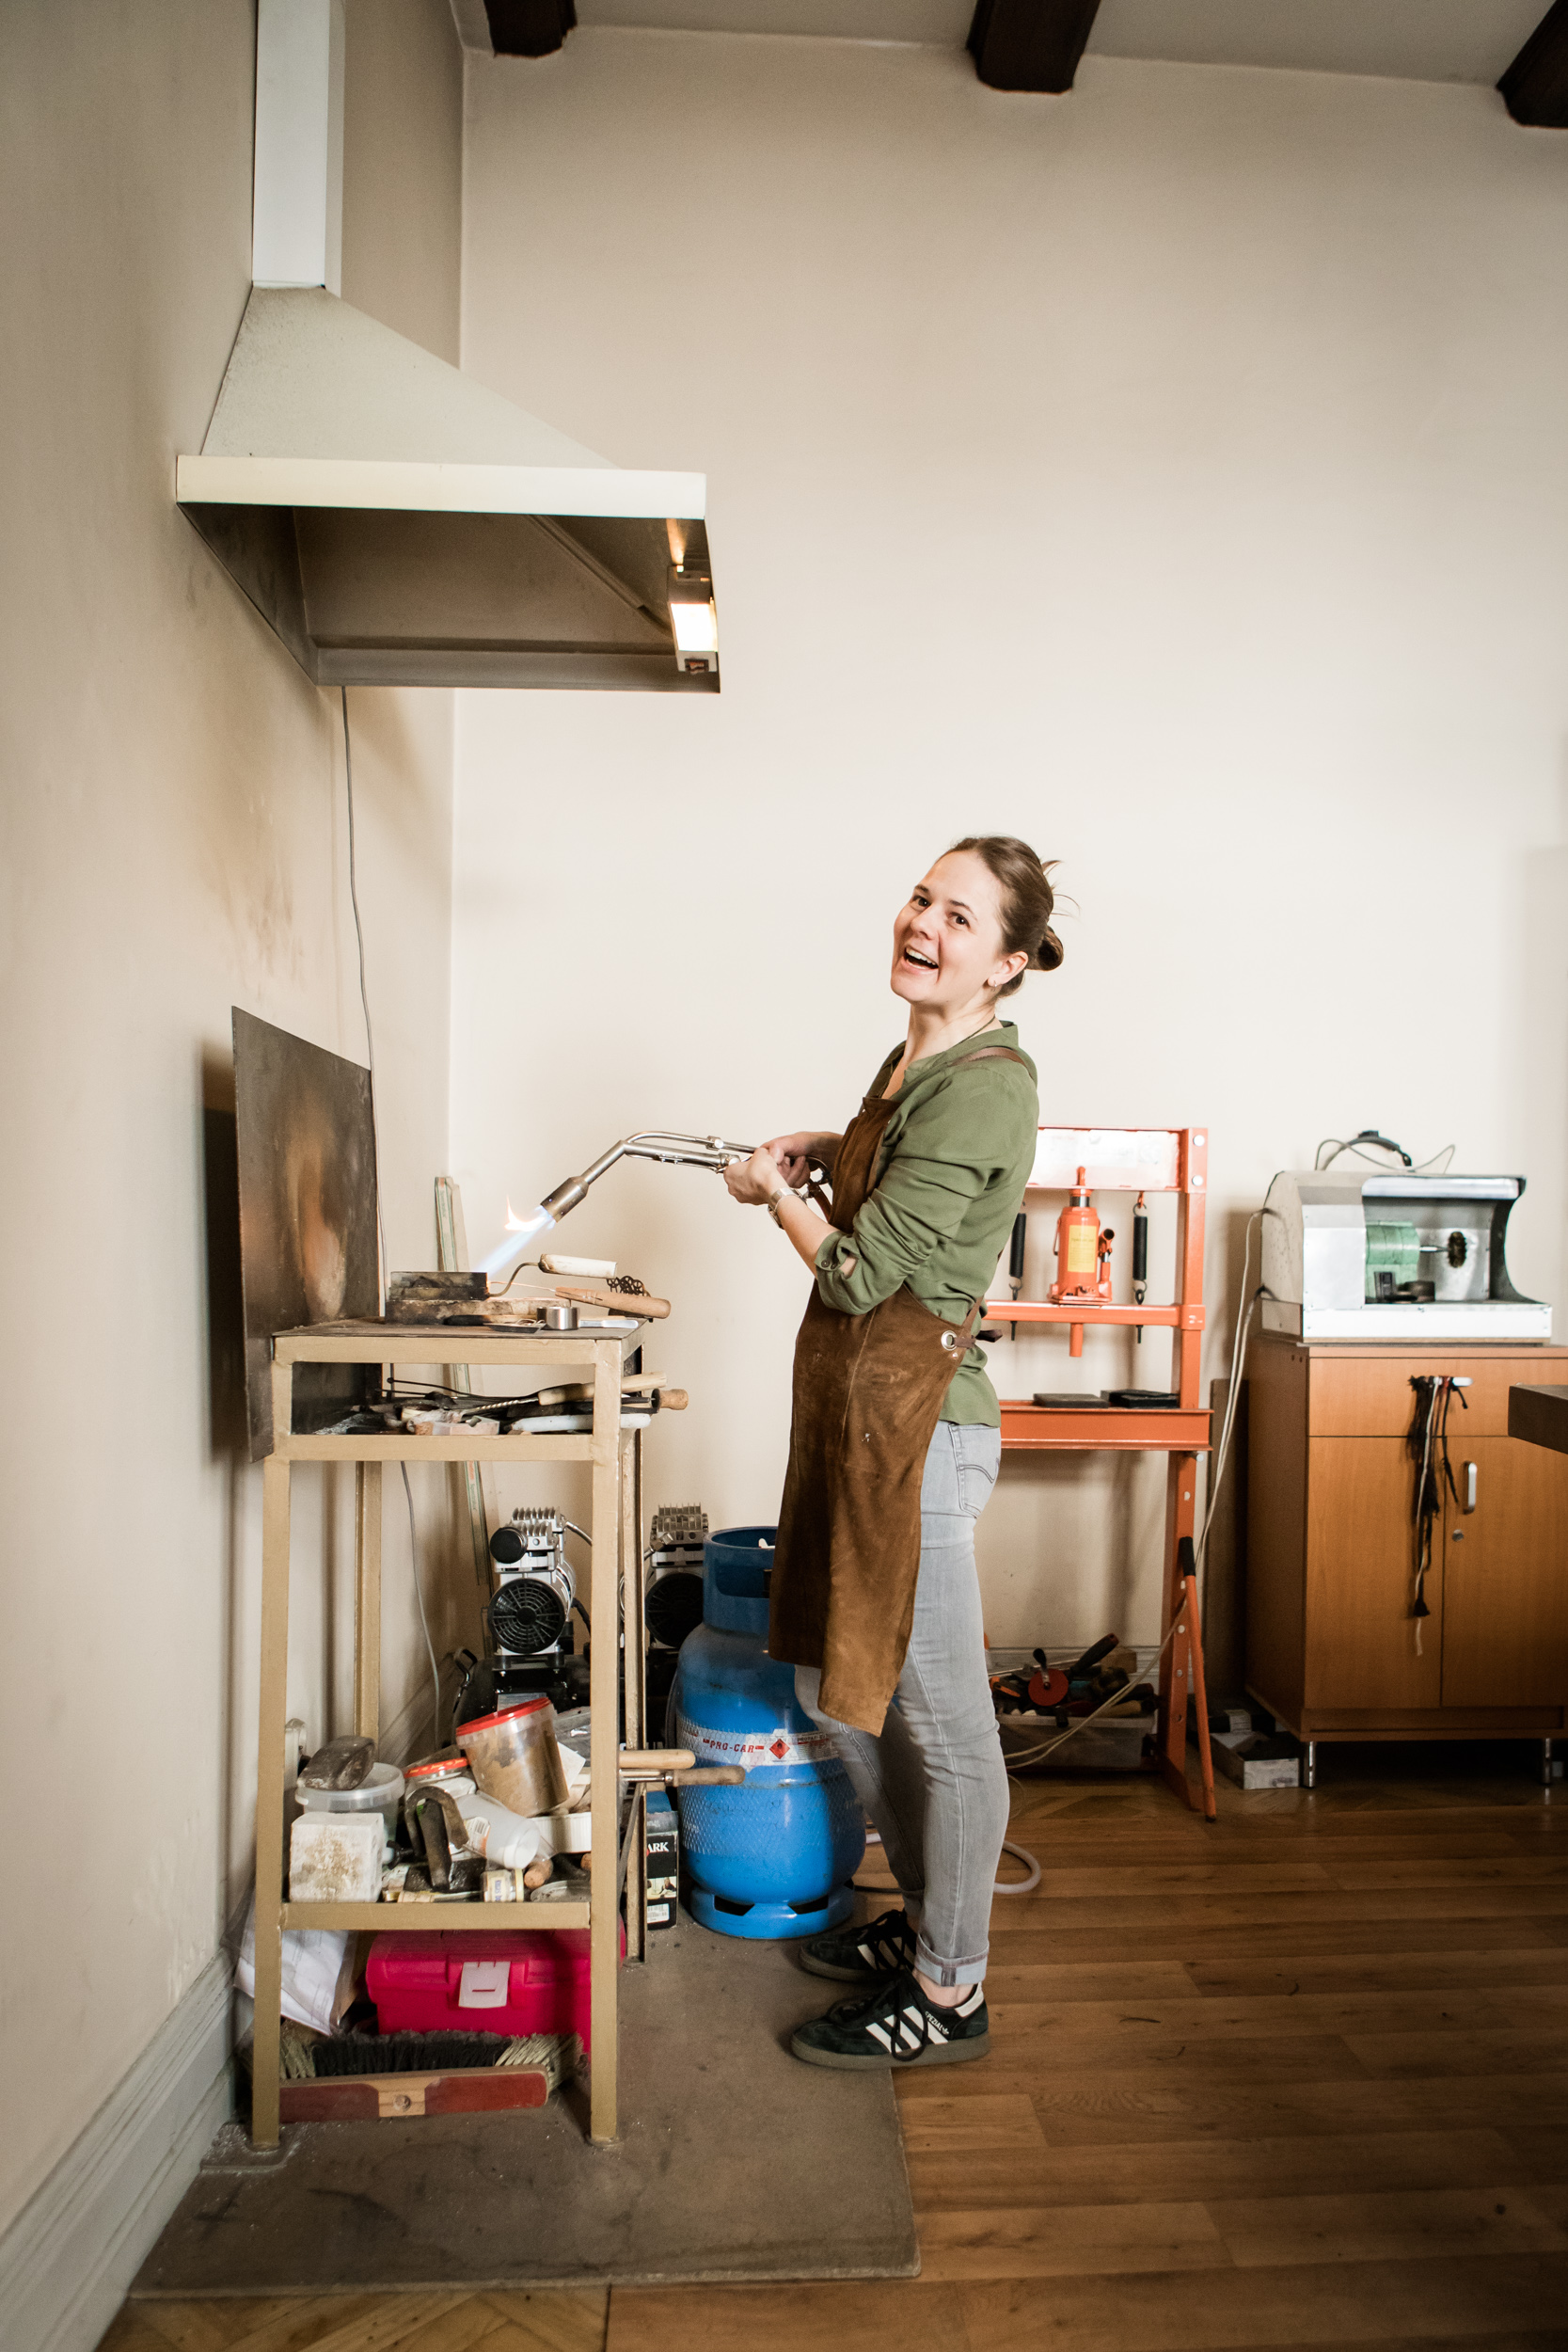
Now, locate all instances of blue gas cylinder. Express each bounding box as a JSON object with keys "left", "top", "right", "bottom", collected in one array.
[{"left": 670, "top": 1524, "right": 864, "bottom": 1940}]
